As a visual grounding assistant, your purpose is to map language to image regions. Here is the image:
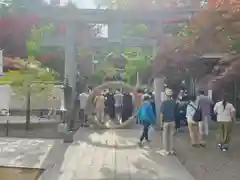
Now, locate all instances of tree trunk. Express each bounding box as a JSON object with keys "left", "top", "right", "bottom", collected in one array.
[{"left": 25, "top": 85, "right": 31, "bottom": 131}]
